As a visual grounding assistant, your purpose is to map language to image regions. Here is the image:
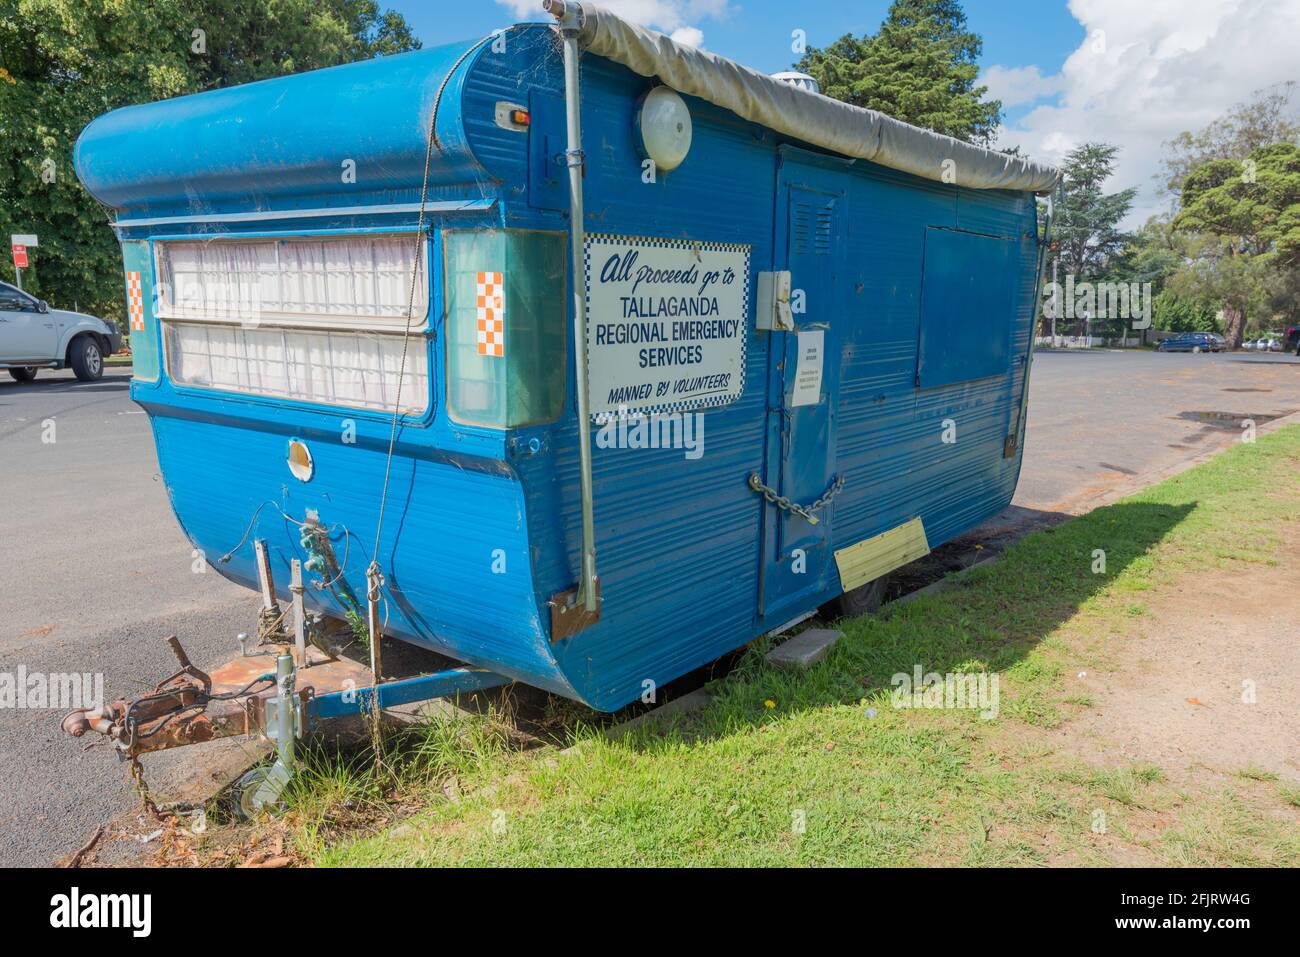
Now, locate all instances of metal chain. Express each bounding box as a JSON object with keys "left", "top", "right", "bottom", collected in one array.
[
  {"left": 129, "top": 755, "right": 163, "bottom": 821},
  {"left": 748, "top": 472, "right": 845, "bottom": 526}
]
